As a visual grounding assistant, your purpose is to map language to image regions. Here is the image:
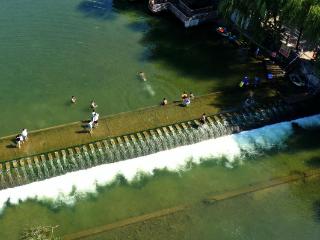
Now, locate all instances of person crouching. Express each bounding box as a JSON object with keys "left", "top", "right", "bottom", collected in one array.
[{"left": 15, "top": 135, "right": 23, "bottom": 148}]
